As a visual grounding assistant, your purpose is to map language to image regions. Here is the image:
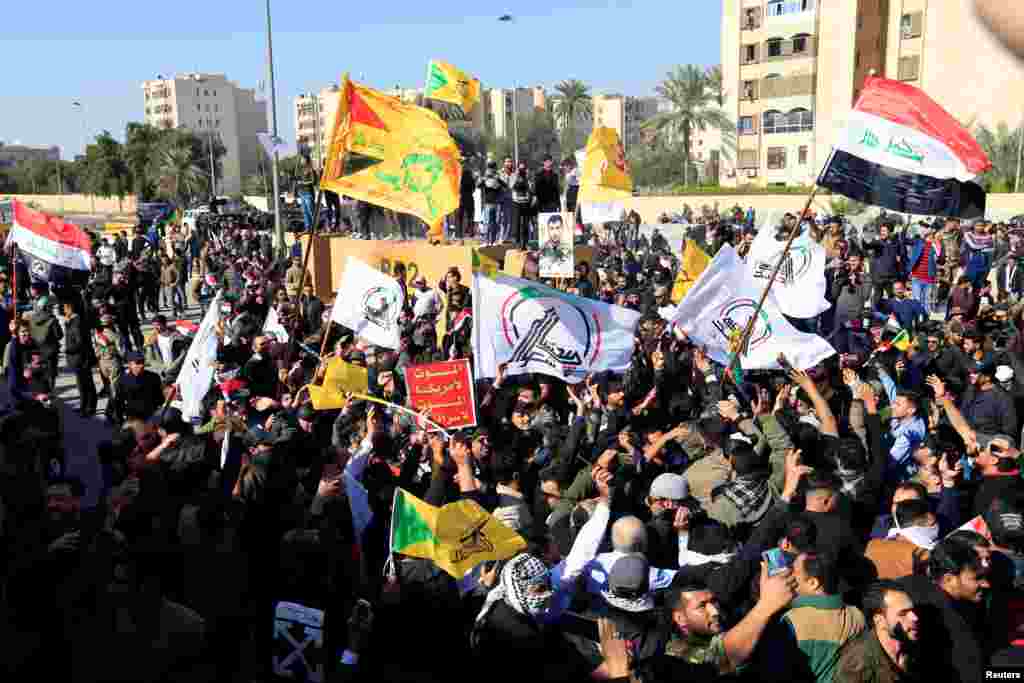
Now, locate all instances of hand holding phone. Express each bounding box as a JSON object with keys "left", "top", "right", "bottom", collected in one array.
[{"left": 762, "top": 548, "right": 795, "bottom": 576}]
